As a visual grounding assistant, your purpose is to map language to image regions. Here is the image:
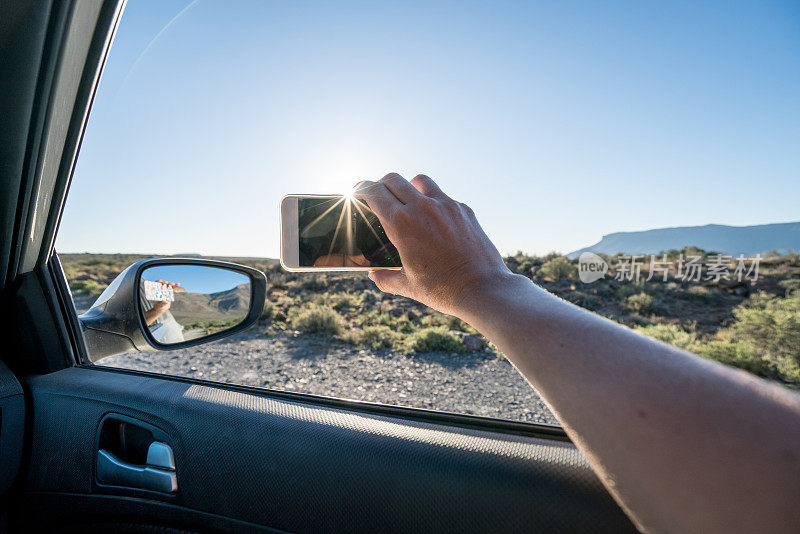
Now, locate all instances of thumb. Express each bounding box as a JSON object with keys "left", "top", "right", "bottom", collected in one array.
[{"left": 368, "top": 269, "right": 408, "bottom": 296}]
